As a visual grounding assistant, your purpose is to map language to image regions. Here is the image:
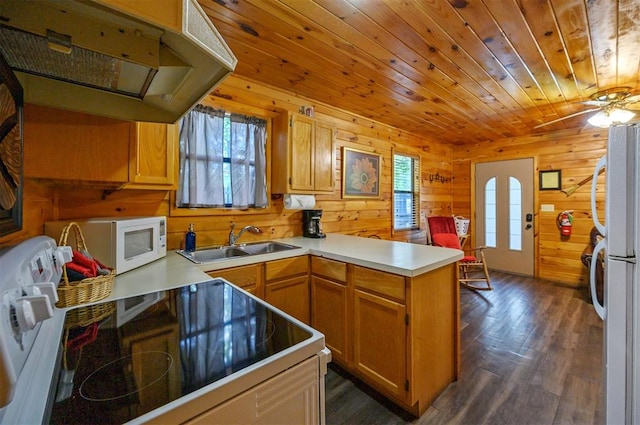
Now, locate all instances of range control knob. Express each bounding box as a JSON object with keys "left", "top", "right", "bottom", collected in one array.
[
  {"left": 34, "top": 282, "right": 59, "bottom": 306},
  {"left": 14, "top": 295, "right": 53, "bottom": 332}
]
